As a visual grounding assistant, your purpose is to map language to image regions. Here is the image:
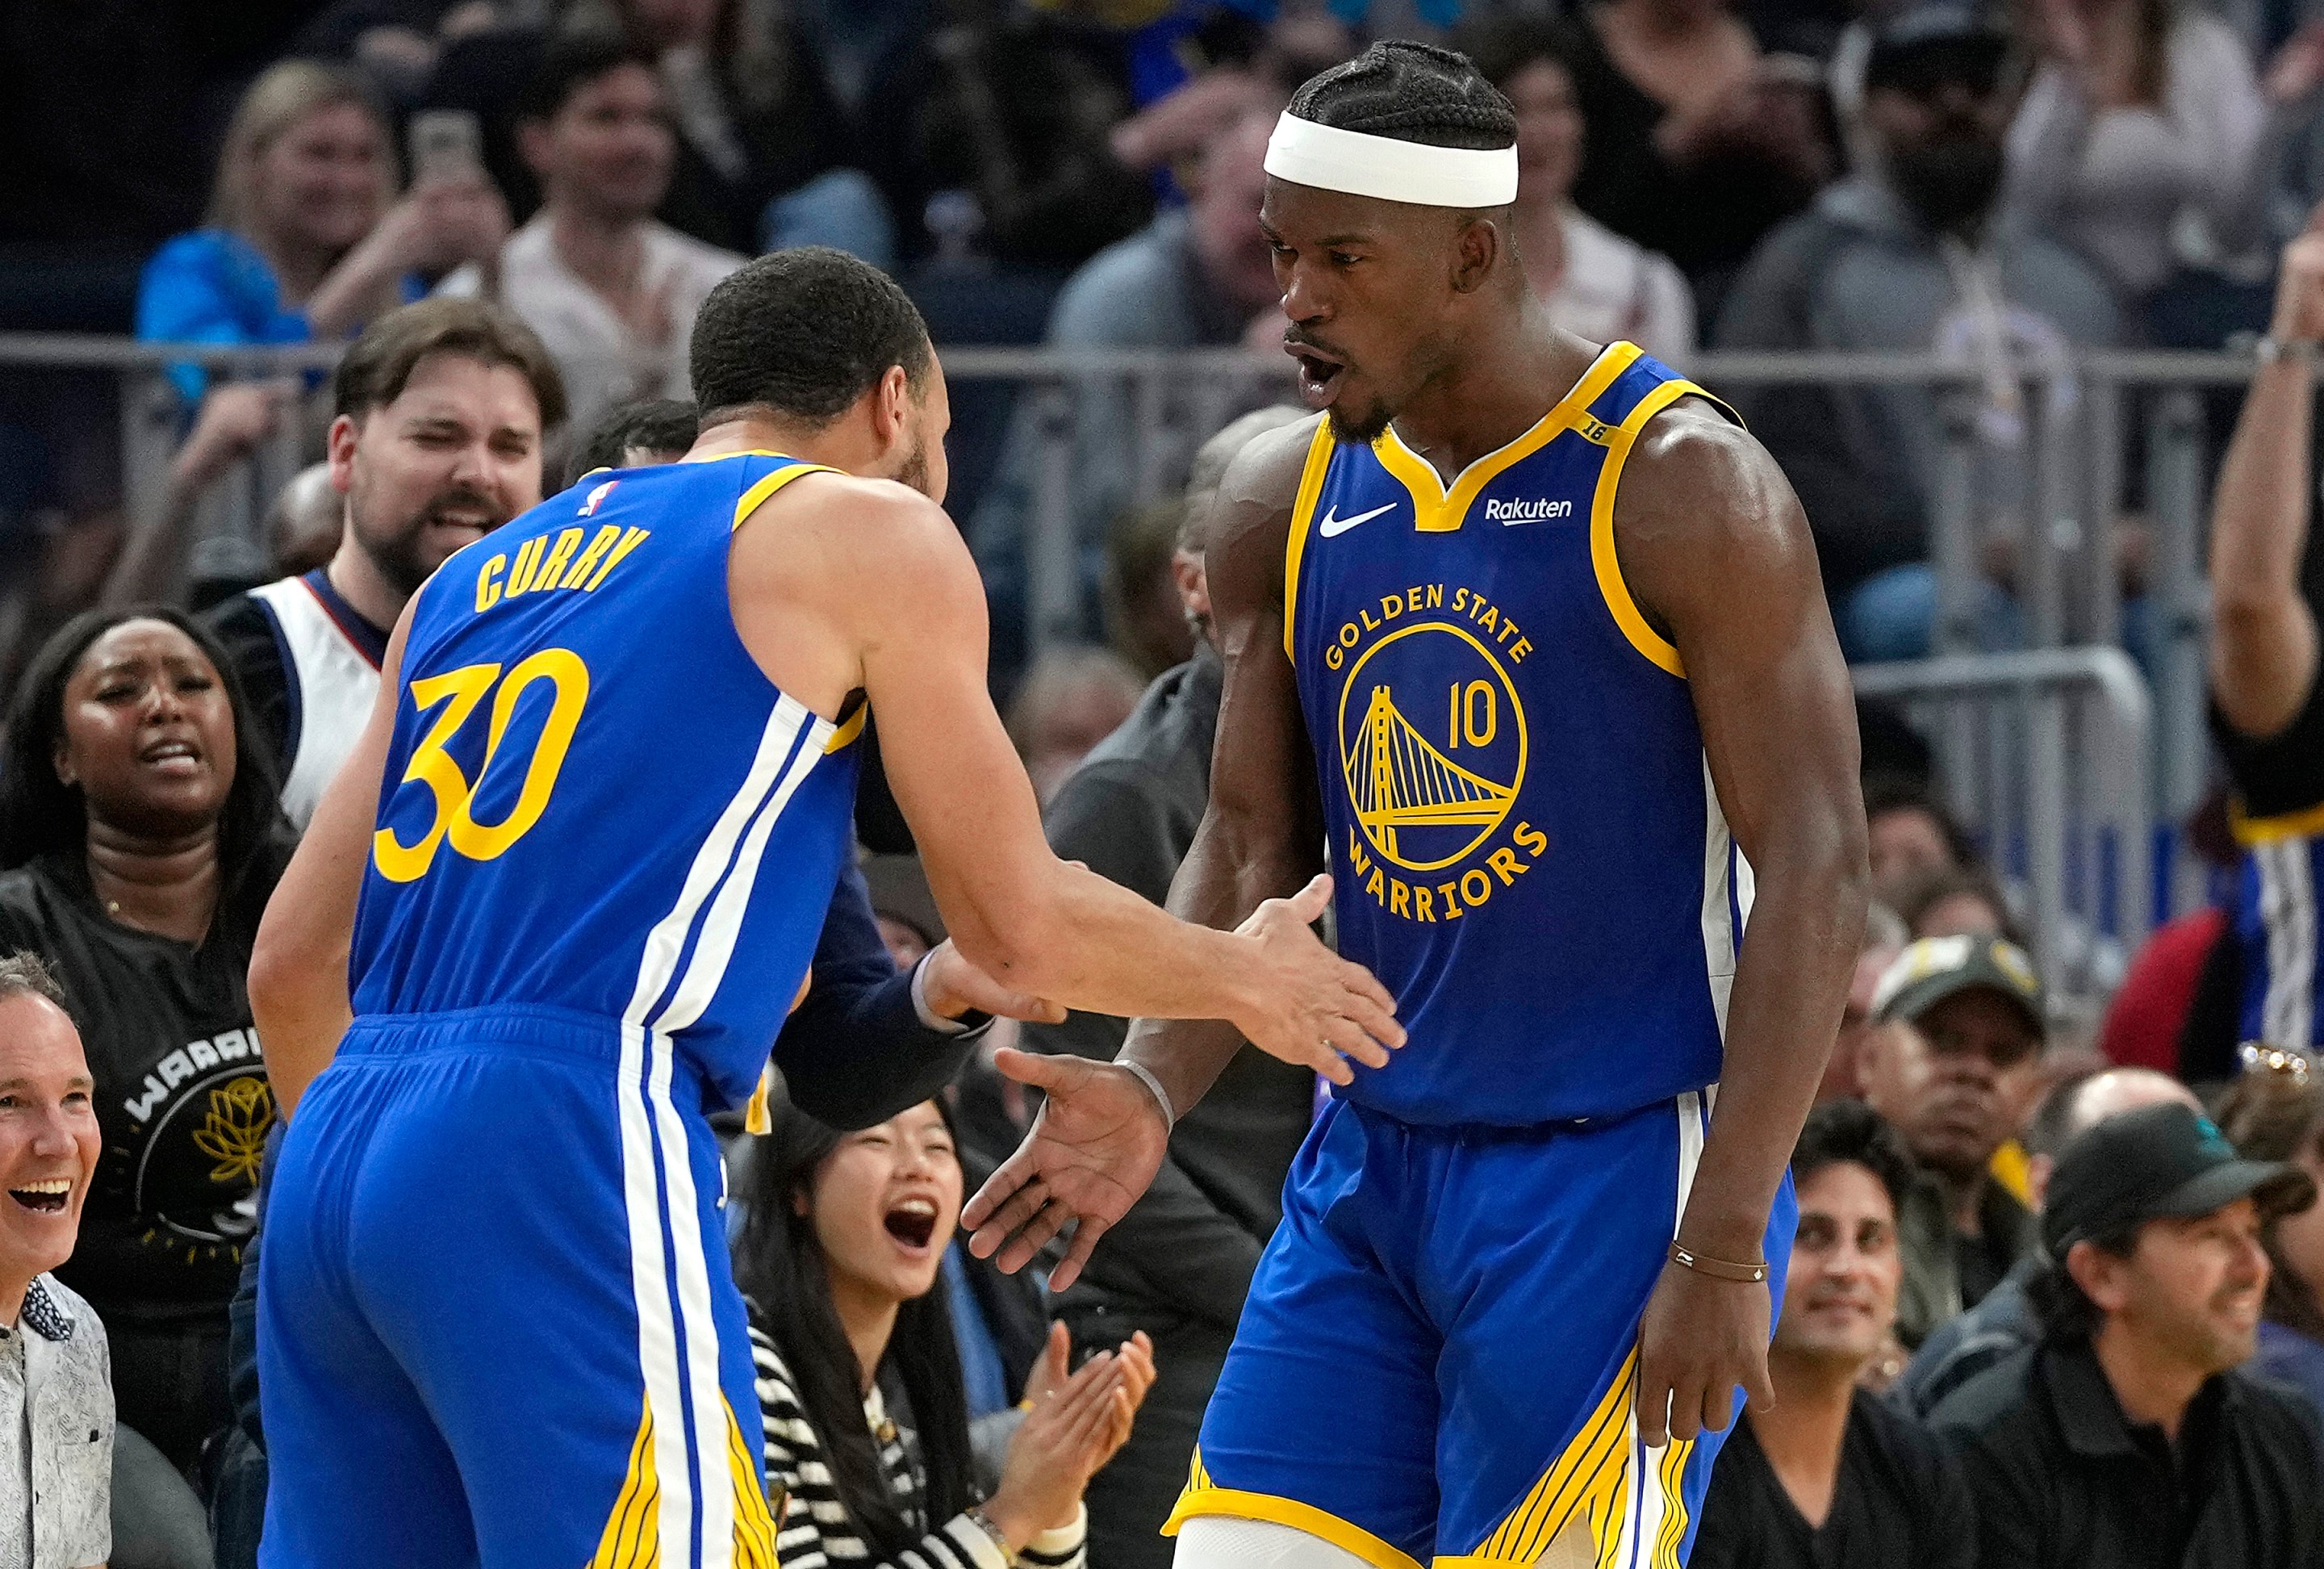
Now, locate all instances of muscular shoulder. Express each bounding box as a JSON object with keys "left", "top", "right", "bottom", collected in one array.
[
  {"left": 736, "top": 471, "right": 968, "bottom": 600},
  {"left": 1202, "top": 413, "right": 1325, "bottom": 608},
  {"left": 1614, "top": 398, "right": 1817, "bottom": 624}
]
